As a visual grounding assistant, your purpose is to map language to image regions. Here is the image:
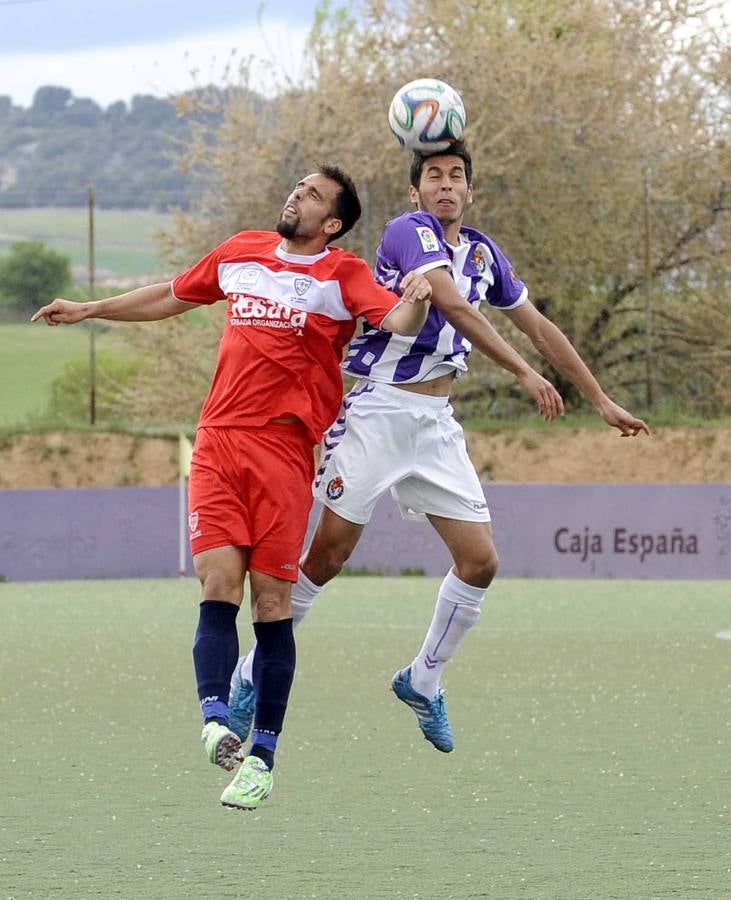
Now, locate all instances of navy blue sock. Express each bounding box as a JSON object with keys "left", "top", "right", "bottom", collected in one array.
[
  {"left": 192, "top": 600, "right": 239, "bottom": 725},
  {"left": 250, "top": 618, "right": 295, "bottom": 770}
]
